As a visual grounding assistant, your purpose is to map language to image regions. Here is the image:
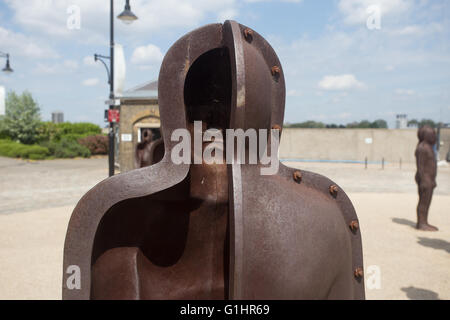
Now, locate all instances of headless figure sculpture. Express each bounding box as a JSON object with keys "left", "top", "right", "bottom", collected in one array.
[
  {"left": 415, "top": 126, "right": 438, "bottom": 231},
  {"left": 63, "top": 21, "right": 365, "bottom": 300}
]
